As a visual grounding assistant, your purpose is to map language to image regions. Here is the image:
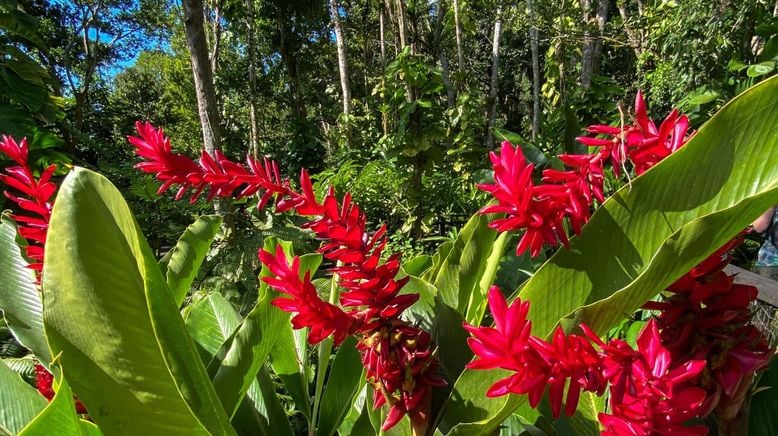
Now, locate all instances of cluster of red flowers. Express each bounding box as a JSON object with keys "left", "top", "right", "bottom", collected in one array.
[
  {"left": 645, "top": 236, "right": 772, "bottom": 422},
  {"left": 34, "top": 364, "right": 87, "bottom": 414},
  {"left": 478, "top": 92, "right": 692, "bottom": 257},
  {"left": 0, "top": 138, "right": 91, "bottom": 412},
  {"left": 130, "top": 122, "right": 444, "bottom": 430},
  {"left": 472, "top": 91, "right": 773, "bottom": 434},
  {"left": 0, "top": 136, "right": 58, "bottom": 279},
  {"left": 464, "top": 287, "right": 709, "bottom": 435}
]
